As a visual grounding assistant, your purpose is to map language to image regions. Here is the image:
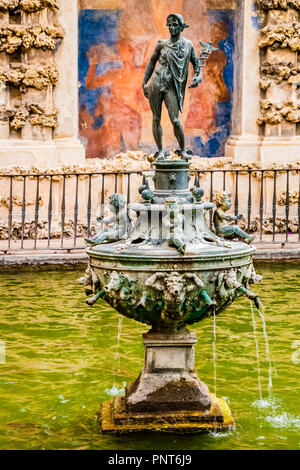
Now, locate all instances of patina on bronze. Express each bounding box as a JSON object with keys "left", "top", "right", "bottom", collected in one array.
[
  {"left": 142, "top": 13, "right": 214, "bottom": 161},
  {"left": 82, "top": 14, "right": 261, "bottom": 434}
]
